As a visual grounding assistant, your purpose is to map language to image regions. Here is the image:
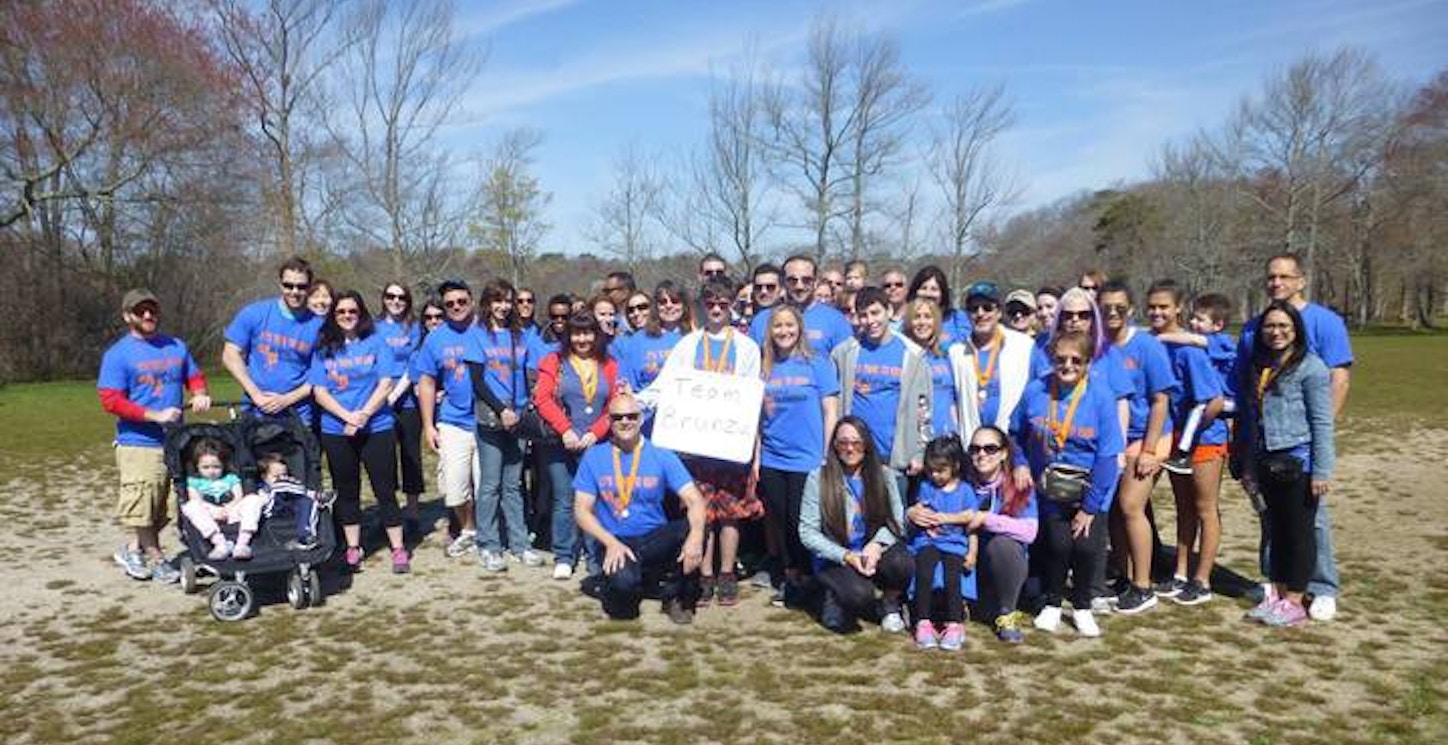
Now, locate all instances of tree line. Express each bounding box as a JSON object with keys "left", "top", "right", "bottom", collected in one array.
[{"left": 2, "top": 1, "right": 1443, "bottom": 382}]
